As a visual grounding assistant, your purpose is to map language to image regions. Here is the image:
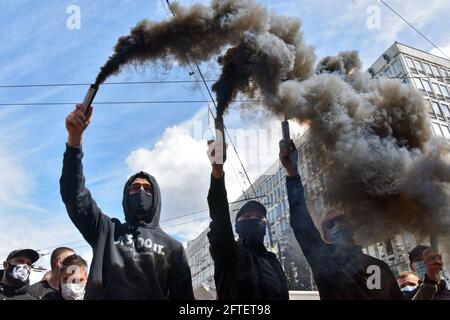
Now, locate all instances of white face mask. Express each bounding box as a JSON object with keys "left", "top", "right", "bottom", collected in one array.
[
  {"left": 401, "top": 285, "right": 418, "bottom": 292},
  {"left": 61, "top": 283, "right": 85, "bottom": 300},
  {"left": 11, "top": 264, "right": 31, "bottom": 282}
]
